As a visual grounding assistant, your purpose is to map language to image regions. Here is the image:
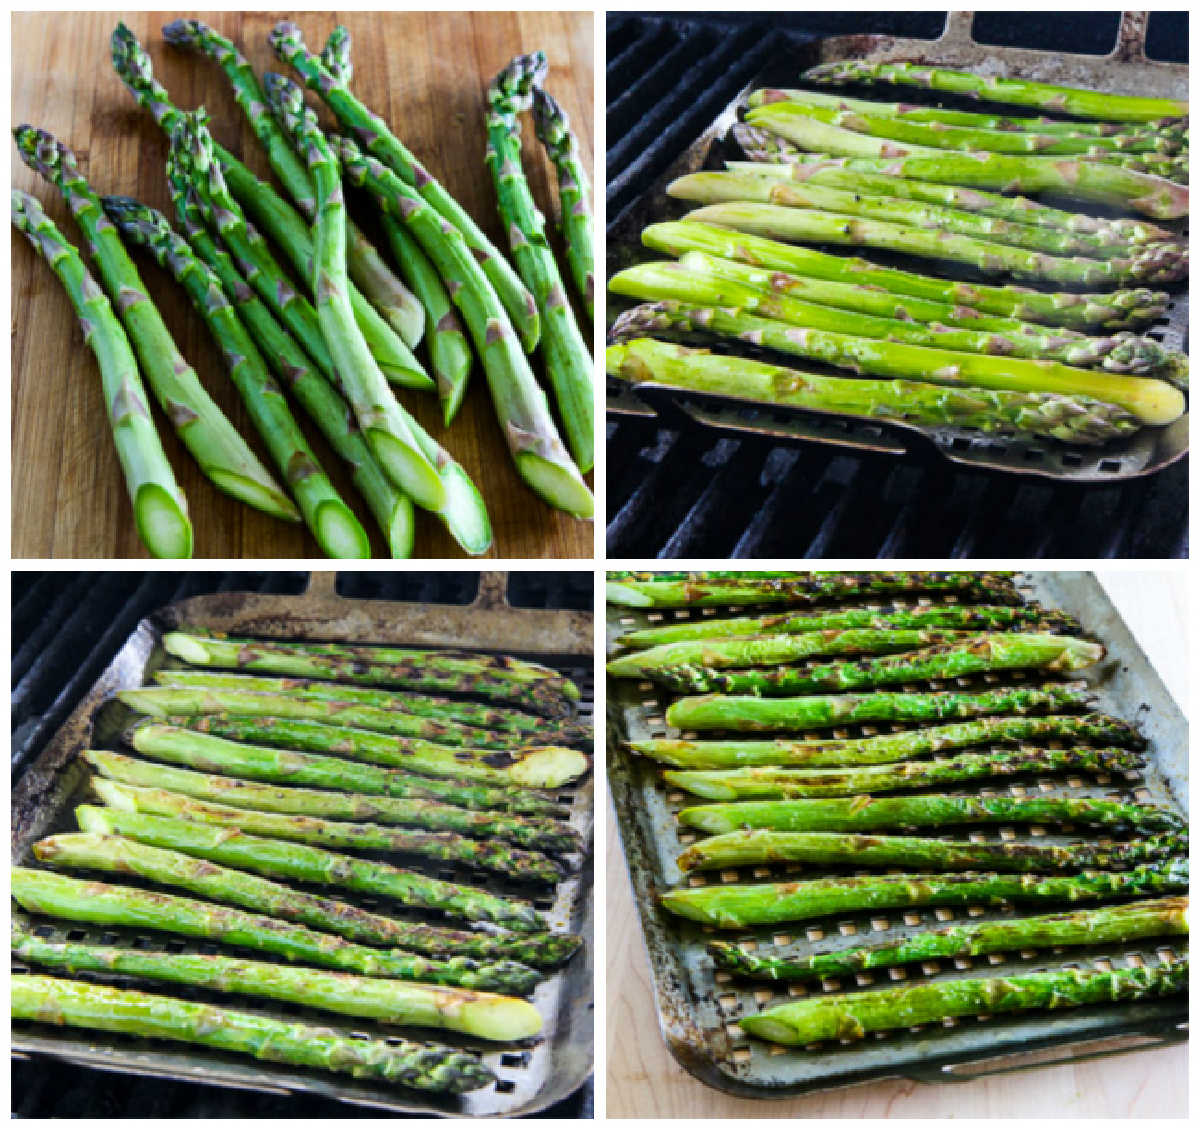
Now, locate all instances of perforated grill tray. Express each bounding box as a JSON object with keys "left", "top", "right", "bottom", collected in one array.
[
  {"left": 11, "top": 572, "right": 594, "bottom": 1118},
  {"left": 606, "top": 571, "right": 1186, "bottom": 1097}
]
